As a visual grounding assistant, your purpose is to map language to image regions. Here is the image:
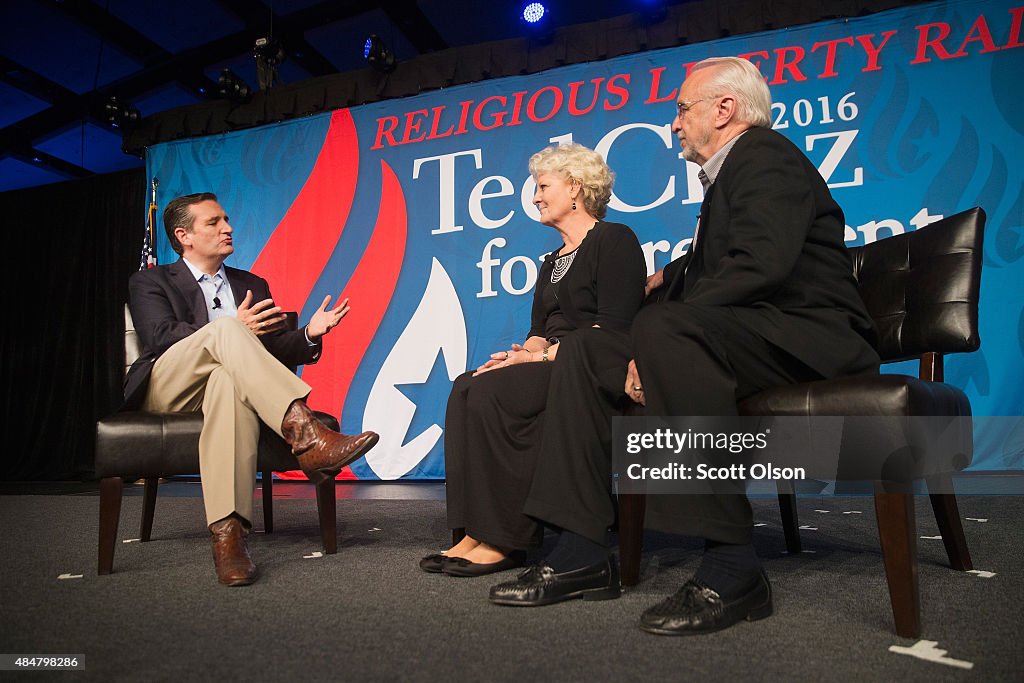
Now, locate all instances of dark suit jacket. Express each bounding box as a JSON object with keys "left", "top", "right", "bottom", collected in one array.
[
  {"left": 123, "top": 258, "right": 321, "bottom": 410},
  {"left": 662, "top": 126, "right": 879, "bottom": 378}
]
